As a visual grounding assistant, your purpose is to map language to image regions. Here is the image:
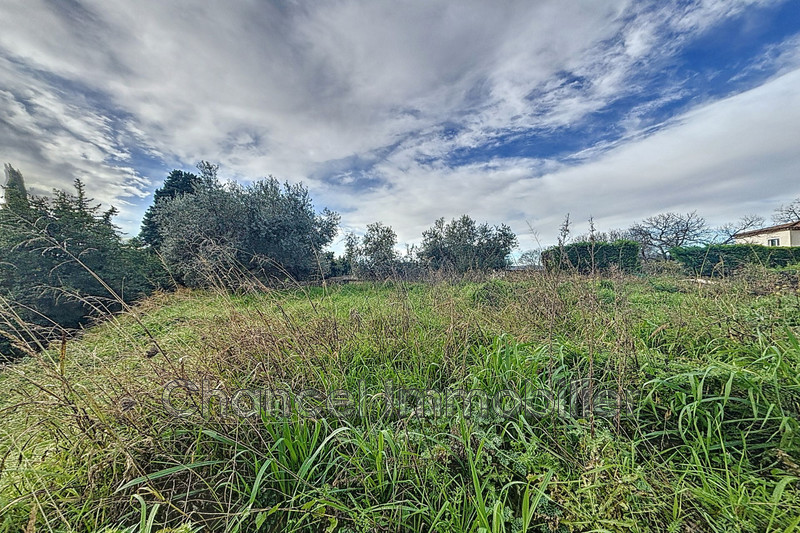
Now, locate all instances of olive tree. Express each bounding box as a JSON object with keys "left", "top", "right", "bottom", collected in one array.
[
  {"left": 153, "top": 175, "right": 339, "bottom": 286},
  {"left": 419, "top": 215, "right": 516, "bottom": 273}
]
